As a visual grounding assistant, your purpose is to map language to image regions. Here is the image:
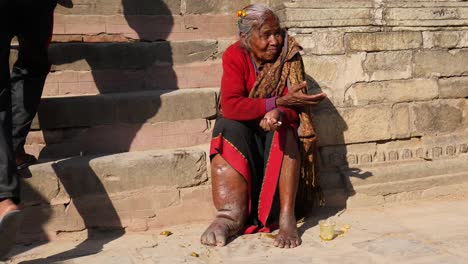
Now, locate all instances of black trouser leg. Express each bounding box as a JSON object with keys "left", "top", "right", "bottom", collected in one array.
[
  {"left": 0, "top": 0, "right": 18, "bottom": 202},
  {"left": 11, "top": 0, "right": 55, "bottom": 154}
]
